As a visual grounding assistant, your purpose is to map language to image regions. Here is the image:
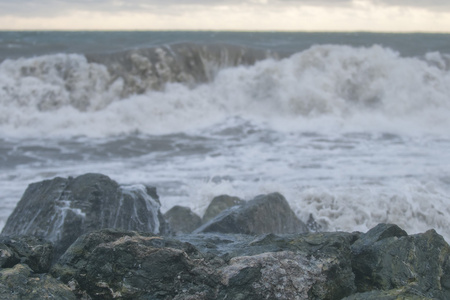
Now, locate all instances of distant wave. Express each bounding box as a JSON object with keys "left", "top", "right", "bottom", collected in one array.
[{"left": 1, "top": 43, "right": 449, "bottom": 137}]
